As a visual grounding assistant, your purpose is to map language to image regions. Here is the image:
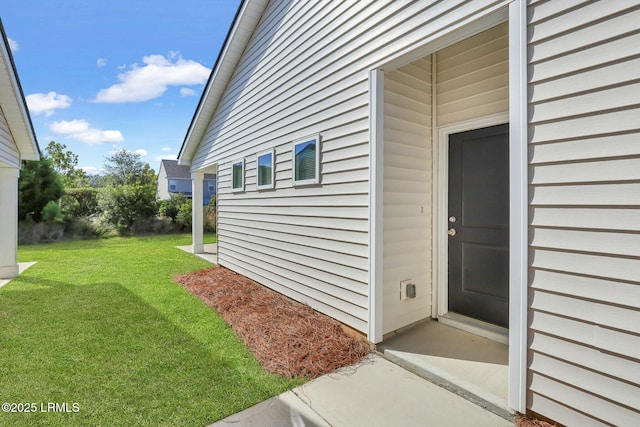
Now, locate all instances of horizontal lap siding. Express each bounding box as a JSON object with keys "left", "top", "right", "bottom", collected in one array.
[
  {"left": 528, "top": 1, "right": 640, "bottom": 425},
  {"left": 436, "top": 22, "right": 509, "bottom": 126},
  {"left": 383, "top": 58, "right": 432, "bottom": 334},
  {"left": 0, "top": 108, "right": 19, "bottom": 168},
  {"left": 193, "top": 0, "right": 506, "bottom": 333}
]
